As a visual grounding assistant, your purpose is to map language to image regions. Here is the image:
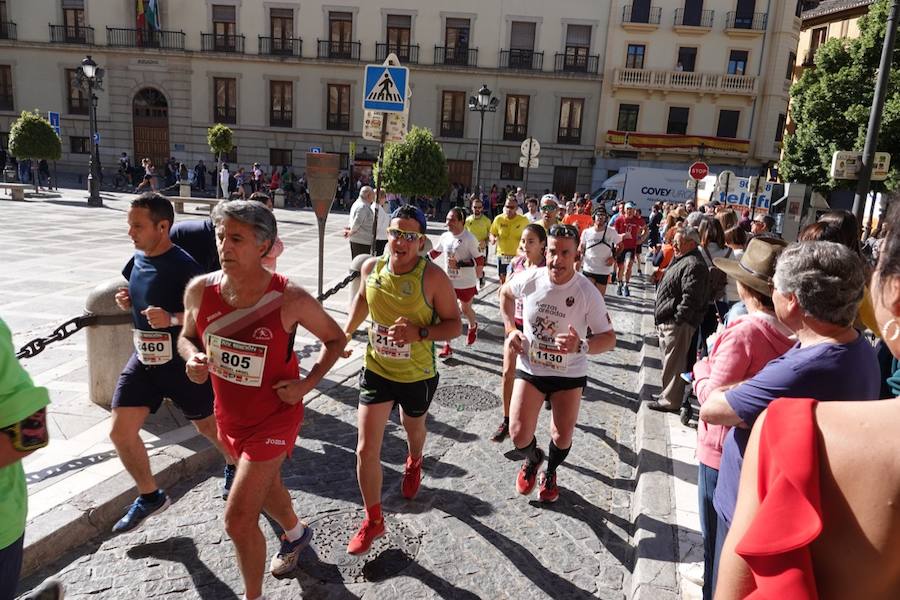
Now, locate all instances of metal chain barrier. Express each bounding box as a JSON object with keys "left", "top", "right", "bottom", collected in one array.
[{"left": 16, "top": 271, "right": 361, "bottom": 359}]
